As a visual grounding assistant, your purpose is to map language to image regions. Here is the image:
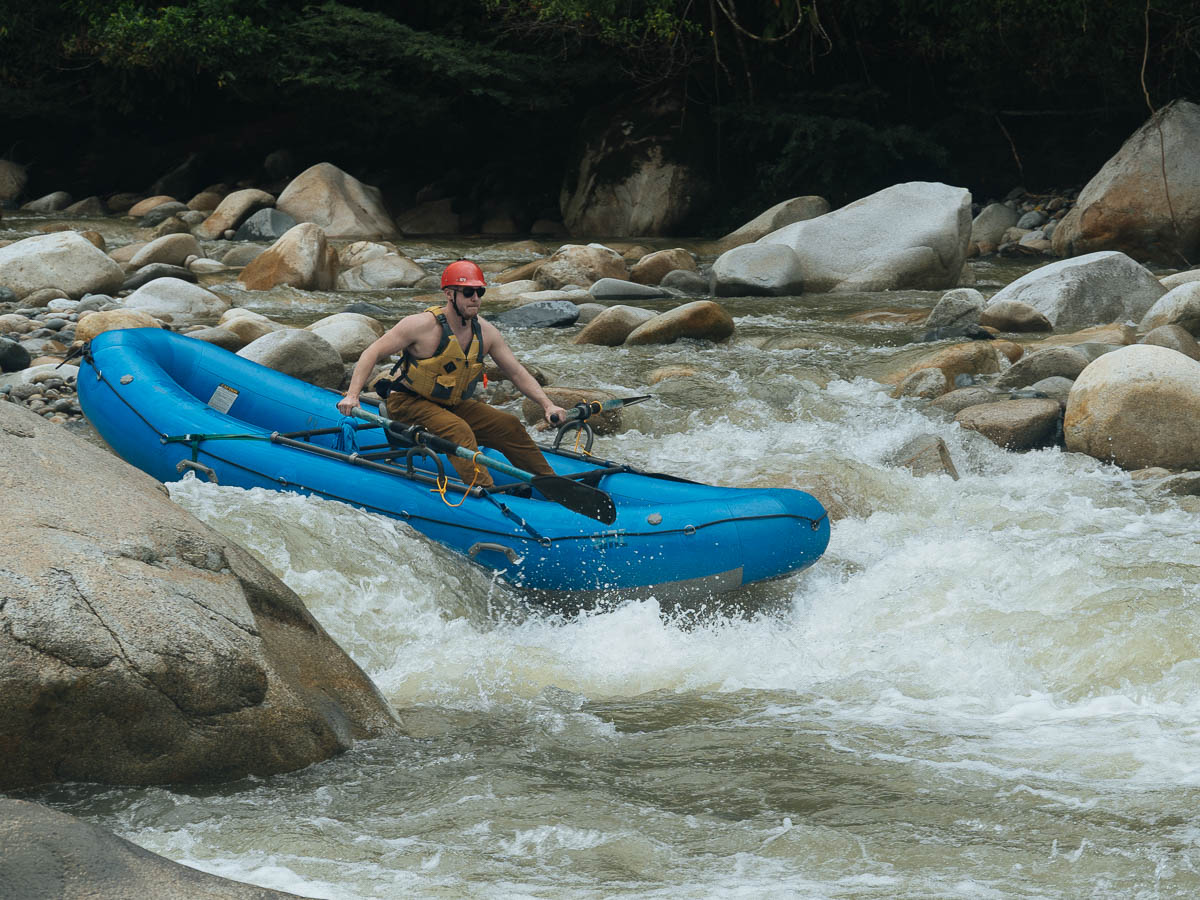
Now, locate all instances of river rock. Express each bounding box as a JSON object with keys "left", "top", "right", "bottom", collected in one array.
[
  {"left": 493, "top": 300, "right": 580, "bottom": 328},
  {"left": 630, "top": 248, "right": 697, "bottom": 285},
  {"left": 957, "top": 398, "right": 1062, "bottom": 450},
  {"left": 187, "top": 188, "right": 225, "bottom": 211},
  {"left": 140, "top": 201, "right": 189, "bottom": 227},
  {"left": 759, "top": 181, "right": 972, "bottom": 292},
  {"left": 661, "top": 268, "right": 709, "bottom": 294},
  {"left": 979, "top": 299, "right": 1053, "bottom": 332},
  {"left": 238, "top": 328, "right": 345, "bottom": 388},
  {"left": 891, "top": 367, "right": 948, "bottom": 399},
  {"left": 336, "top": 253, "right": 425, "bottom": 290},
  {"left": 624, "top": 300, "right": 734, "bottom": 345},
  {"left": 238, "top": 223, "right": 339, "bottom": 291},
  {"left": 222, "top": 244, "right": 267, "bottom": 268},
  {"left": 1138, "top": 281, "right": 1200, "bottom": 334},
  {"left": 987, "top": 251, "right": 1165, "bottom": 329},
  {"left": 0, "top": 336, "right": 31, "bottom": 372},
  {"left": 929, "top": 385, "right": 1004, "bottom": 415},
  {"left": 1140, "top": 324, "right": 1200, "bottom": 361},
  {"left": 128, "top": 232, "right": 202, "bottom": 269},
  {"left": 1160, "top": 268, "right": 1200, "bottom": 290},
  {"left": 716, "top": 196, "right": 831, "bottom": 251},
  {"left": 0, "top": 159, "right": 27, "bottom": 202},
  {"left": 73, "top": 308, "right": 162, "bottom": 342},
  {"left": 589, "top": 277, "right": 668, "bottom": 300},
  {"left": 1029, "top": 376, "right": 1075, "bottom": 405},
  {"left": 970, "top": 202, "right": 1020, "bottom": 247},
  {"left": 221, "top": 310, "right": 286, "bottom": 344},
  {"left": 883, "top": 341, "right": 1007, "bottom": 386},
  {"left": 0, "top": 402, "right": 398, "bottom": 790},
  {"left": 183, "top": 325, "right": 245, "bottom": 351},
  {"left": 711, "top": 243, "right": 805, "bottom": 297},
  {"left": 925, "top": 288, "right": 984, "bottom": 329},
  {"left": 0, "top": 232, "right": 125, "bottom": 300},
  {"left": 1052, "top": 100, "right": 1200, "bottom": 263},
  {"left": 277, "top": 162, "right": 397, "bottom": 239},
  {"left": 21, "top": 191, "right": 73, "bottom": 213},
  {"left": 123, "top": 277, "right": 228, "bottom": 324},
  {"left": 233, "top": 207, "right": 297, "bottom": 242},
  {"left": 537, "top": 244, "right": 627, "bottom": 289},
  {"left": 573, "top": 305, "right": 656, "bottom": 346},
  {"left": 885, "top": 434, "right": 960, "bottom": 479},
  {"left": 64, "top": 195, "right": 107, "bottom": 217},
  {"left": 192, "top": 188, "right": 275, "bottom": 241},
  {"left": 995, "top": 346, "right": 1090, "bottom": 389},
  {"left": 1064, "top": 344, "right": 1200, "bottom": 468},
  {"left": 128, "top": 195, "right": 176, "bottom": 217},
  {"left": 305, "top": 312, "right": 383, "bottom": 361},
  {"left": 560, "top": 92, "right": 705, "bottom": 236},
  {"left": 122, "top": 263, "right": 197, "bottom": 292},
  {"left": 0, "top": 799, "right": 311, "bottom": 899}
]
